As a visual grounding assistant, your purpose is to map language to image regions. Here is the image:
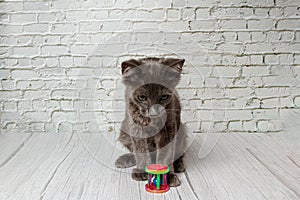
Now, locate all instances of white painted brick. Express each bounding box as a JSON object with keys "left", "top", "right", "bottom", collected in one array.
[
  {"left": 45, "top": 100, "right": 60, "bottom": 110},
  {"left": 257, "top": 120, "right": 268, "bottom": 131},
  {"left": 1, "top": 80, "right": 16, "bottom": 90},
  {"left": 250, "top": 55, "right": 263, "bottom": 65},
  {"left": 167, "top": 9, "right": 180, "bottom": 20},
  {"left": 243, "top": 121, "right": 257, "bottom": 132},
  {"left": 263, "top": 76, "right": 291, "bottom": 87},
  {"left": 23, "top": 24, "right": 49, "bottom": 33},
  {"left": 1, "top": 112, "right": 22, "bottom": 121},
  {"left": 50, "top": 0, "right": 79, "bottom": 9},
  {"left": 60, "top": 100, "right": 73, "bottom": 110},
  {"left": 225, "top": 88, "right": 252, "bottom": 98},
  {"left": 236, "top": 56, "right": 250, "bottom": 65},
  {"left": 0, "top": 70, "right": 10, "bottom": 80},
  {"left": 13, "top": 47, "right": 39, "bottom": 57},
  {"left": 294, "top": 96, "right": 300, "bottom": 107},
  {"left": 225, "top": 110, "right": 252, "bottom": 120},
  {"left": 10, "top": 14, "right": 37, "bottom": 23},
  {"left": 29, "top": 122, "right": 45, "bottom": 132},
  {"left": 281, "top": 31, "right": 294, "bottom": 42},
  {"left": 264, "top": 55, "right": 278, "bottom": 64},
  {"left": 280, "top": 97, "right": 294, "bottom": 108},
  {"left": 52, "top": 111, "right": 76, "bottom": 122},
  {"left": 254, "top": 8, "right": 269, "bottom": 17},
  {"left": 38, "top": 12, "right": 65, "bottom": 22},
  {"left": 80, "top": 21, "right": 102, "bottom": 32},
  {"left": 65, "top": 11, "right": 89, "bottom": 21},
  {"left": 0, "top": 2, "right": 23, "bottom": 12},
  {"left": 2, "top": 101, "right": 16, "bottom": 111},
  {"left": 160, "top": 21, "right": 187, "bottom": 30},
  {"left": 137, "top": 9, "right": 165, "bottom": 20},
  {"left": 172, "top": 0, "right": 185, "bottom": 7},
  {"left": 276, "top": 0, "right": 299, "bottom": 6},
  {"left": 243, "top": 67, "right": 269, "bottom": 77},
  {"left": 156, "top": 0, "right": 172, "bottom": 7},
  {"left": 269, "top": 8, "right": 283, "bottom": 17},
  {"left": 94, "top": 10, "right": 110, "bottom": 20},
  {"left": 0, "top": 24, "right": 22, "bottom": 34},
  {"left": 283, "top": 7, "right": 299, "bottom": 17},
  {"left": 245, "top": 43, "right": 274, "bottom": 53},
  {"left": 220, "top": 19, "right": 246, "bottom": 29},
  {"left": 51, "top": 90, "right": 75, "bottom": 99},
  {"left": 251, "top": 32, "right": 266, "bottom": 42},
  {"left": 41, "top": 45, "right": 68, "bottom": 56},
  {"left": 24, "top": 111, "right": 48, "bottom": 121},
  {"left": 237, "top": 32, "right": 250, "bottom": 42},
  {"left": 32, "top": 100, "right": 46, "bottom": 110},
  {"left": 16, "top": 80, "right": 44, "bottom": 89},
  {"left": 141, "top": 0, "right": 156, "bottom": 8},
  {"left": 51, "top": 23, "right": 77, "bottom": 33},
  {"left": 200, "top": 121, "right": 213, "bottom": 132},
  {"left": 58, "top": 122, "right": 73, "bottom": 133},
  {"left": 261, "top": 98, "right": 280, "bottom": 108},
  {"left": 212, "top": 67, "right": 240, "bottom": 77},
  {"left": 181, "top": 8, "right": 195, "bottom": 20},
  {"left": 102, "top": 21, "right": 131, "bottom": 31},
  {"left": 17, "top": 100, "right": 32, "bottom": 111},
  {"left": 23, "top": 90, "right": 50, "bottom": 99},
  {"left": 190, "top": 20, "right": 217, "bottom": 30},
  {"left": 252, "top": 109, "right": 280, "bottom": 120},
  {"left": 267, "top": 120, "right": 283, "bottom": 131},
  {"left": 196, "top": 110, "right": 225, "bottom": 121},
  {"left": 277, "top": 19, "right": 300, "bottom": 29},
  {"left": 1, "top": 0, "right": 299, "bottom": 134},
  {"left": 24, "top": 1, "right": 49, "bottom": 11},
  {"left": 255, "top": 87, "right": 290, "bottom": 98},
  {"left": 11, "top": 70, "right": 37, "bottom": 79},
  {"left": 70, "top": 44, "right": 95, "bottom": 55},
  {"left": 275, "top": 43, "right": 300, "bottom": 53},
  {"left": 228, "top": 121, "right": 243, "bottom": 131}
]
